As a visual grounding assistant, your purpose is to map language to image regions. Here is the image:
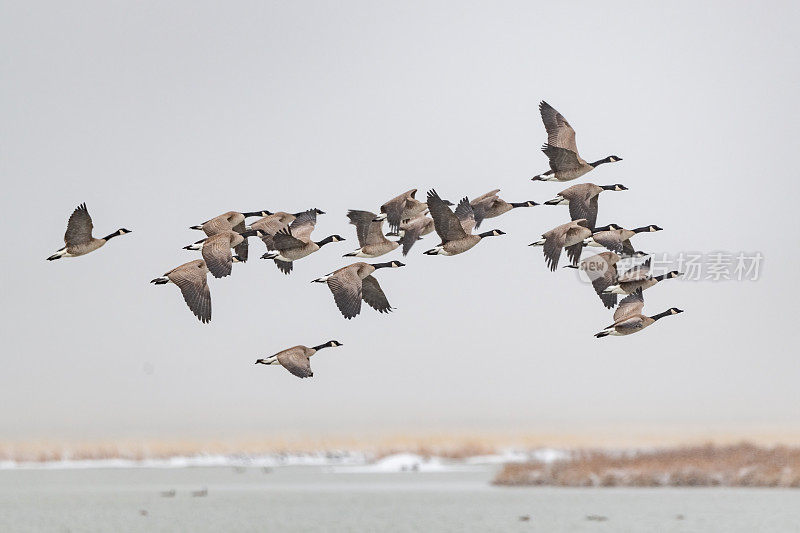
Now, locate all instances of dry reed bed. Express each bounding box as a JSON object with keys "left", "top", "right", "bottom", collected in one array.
[{"left": 494, "top": 443, "right": 800, "bottom": 487}]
